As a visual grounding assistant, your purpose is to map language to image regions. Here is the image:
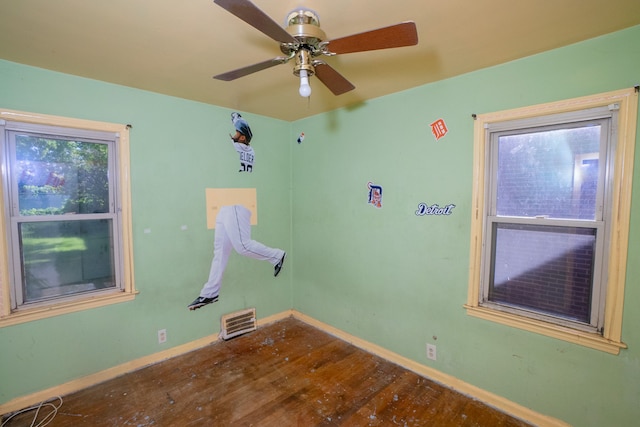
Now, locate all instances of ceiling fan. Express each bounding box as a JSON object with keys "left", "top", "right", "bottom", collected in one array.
[{"left": 212, "top": 0, "right": 419, "bottom": 97}]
